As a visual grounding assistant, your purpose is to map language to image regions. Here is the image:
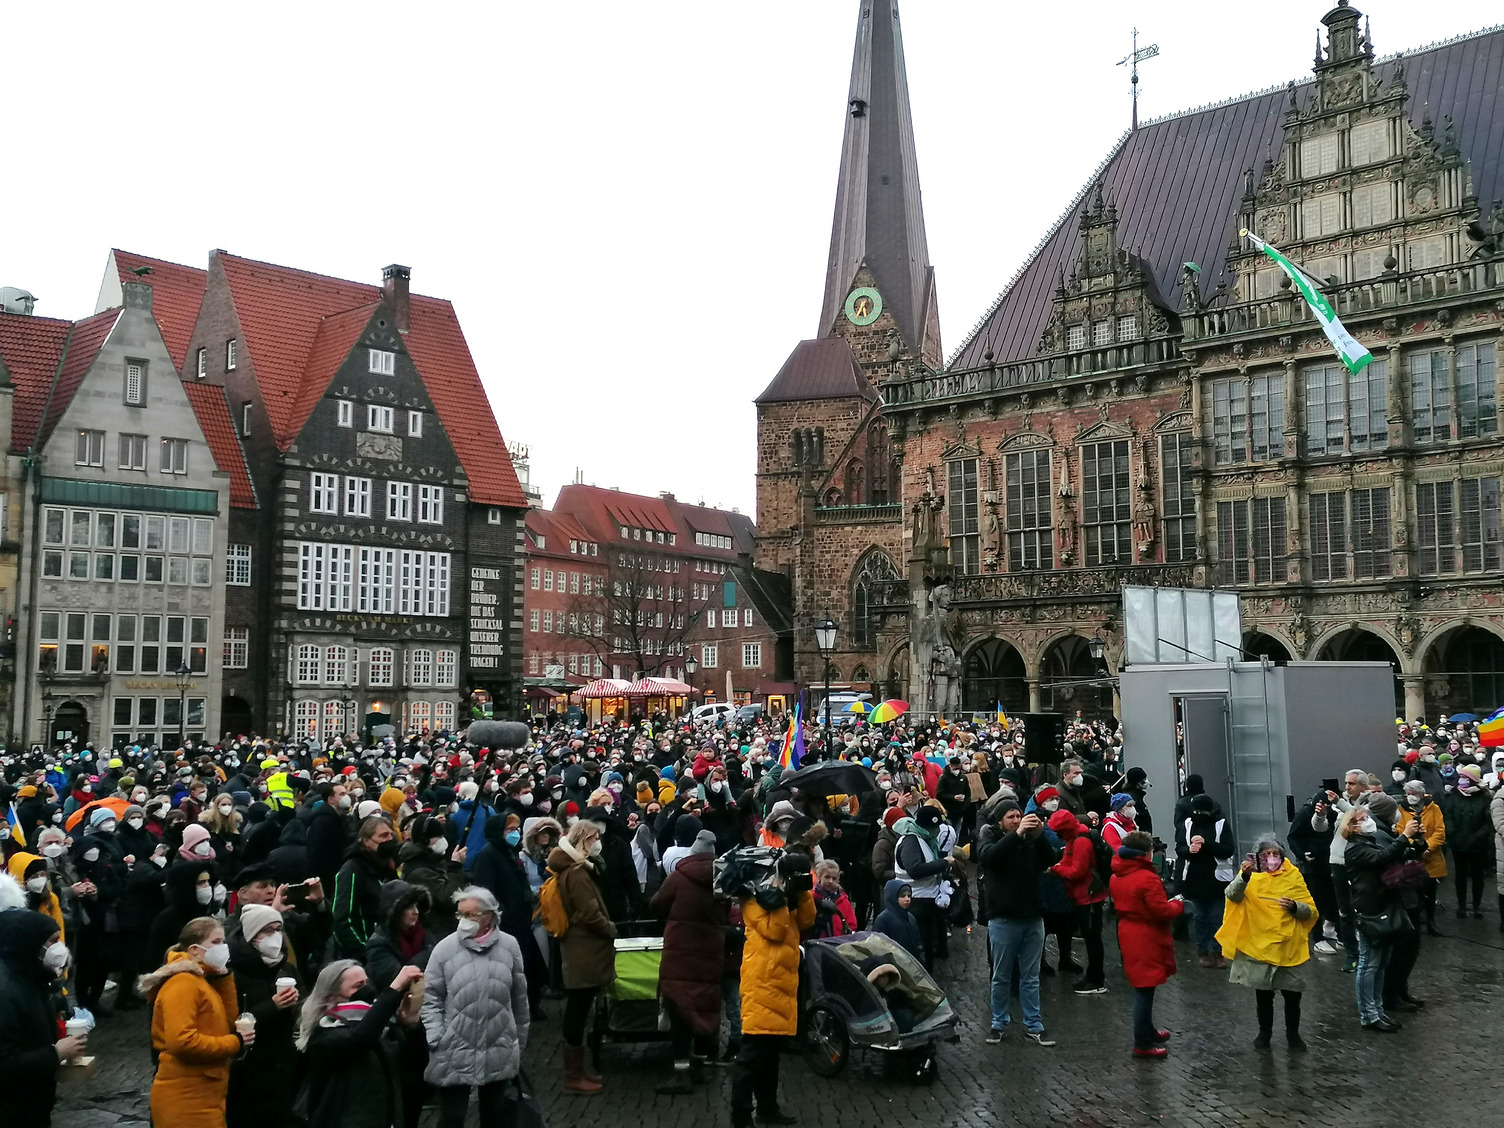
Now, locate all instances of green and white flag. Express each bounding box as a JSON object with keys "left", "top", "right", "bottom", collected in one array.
[{"left": 1242, "top": 229, "right": 1373, "bottom": 375}]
